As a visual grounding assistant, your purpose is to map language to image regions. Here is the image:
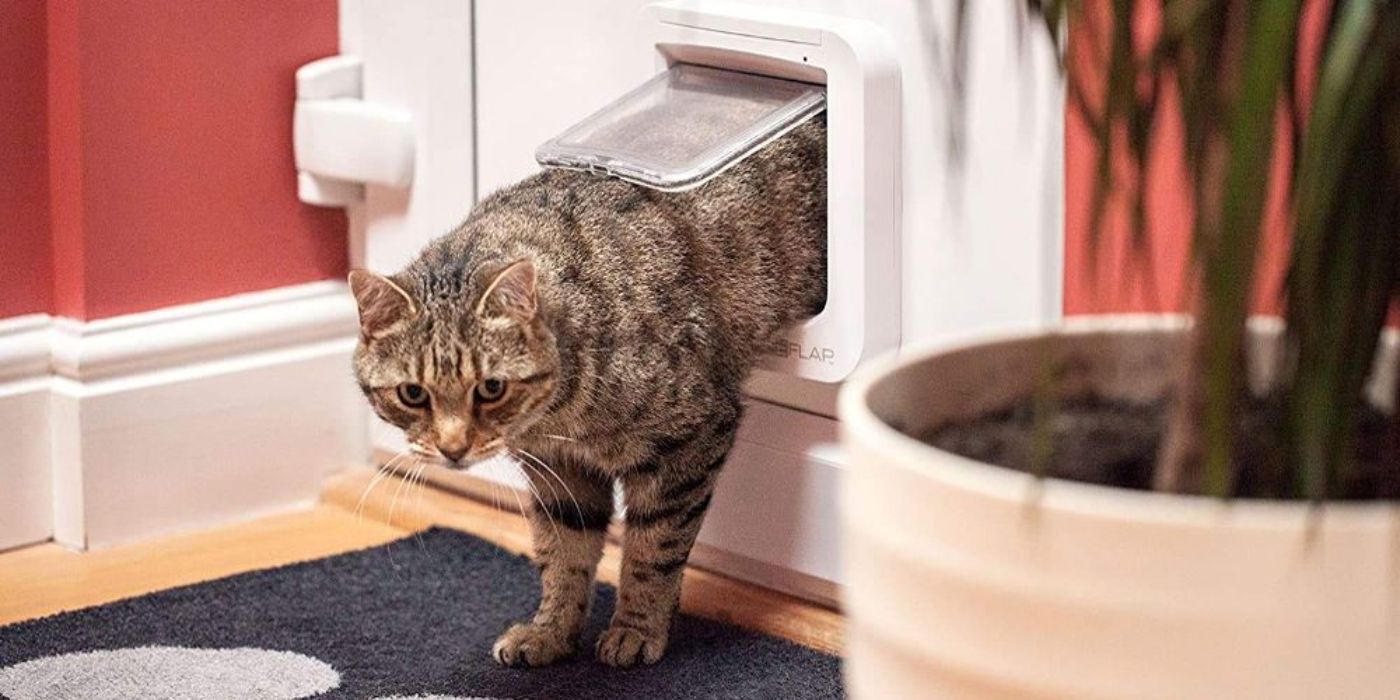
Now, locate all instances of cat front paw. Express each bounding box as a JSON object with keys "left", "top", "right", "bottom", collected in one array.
[
  {"left": 491, "top": 622, "right": 576, "bottom": 668},
  {"left": 595, "top": 625, "right": 668, "bottom": 667}
]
